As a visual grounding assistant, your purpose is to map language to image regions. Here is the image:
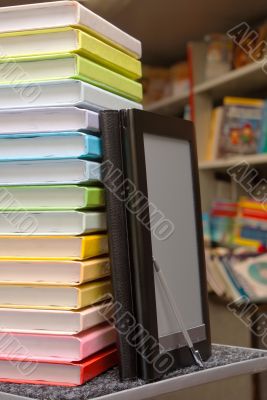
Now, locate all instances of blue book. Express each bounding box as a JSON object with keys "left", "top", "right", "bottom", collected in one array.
[{"left": 0, "top": 132, "right": 101, "bottom": 161}]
